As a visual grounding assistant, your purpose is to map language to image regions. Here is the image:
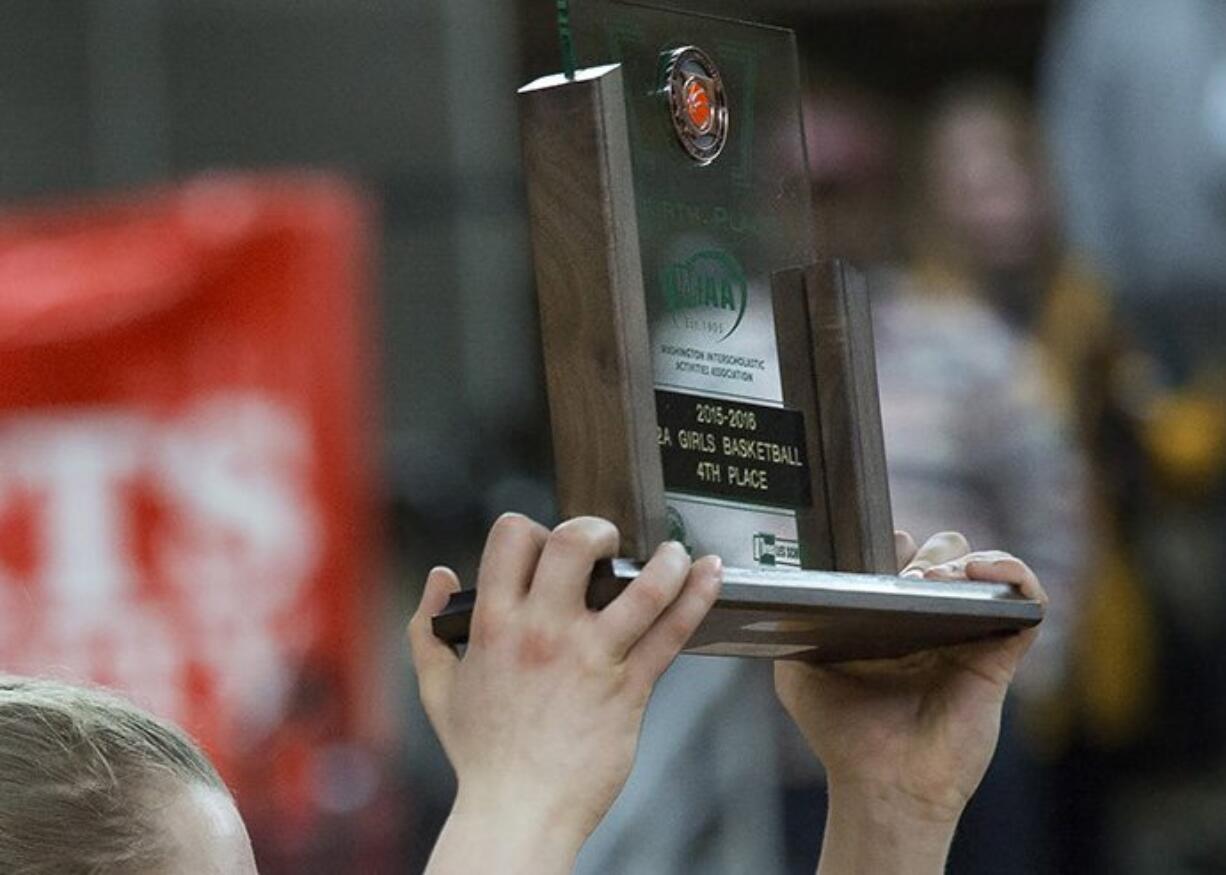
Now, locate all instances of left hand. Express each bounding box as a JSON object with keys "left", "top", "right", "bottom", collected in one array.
[{"left": 776, "top": 531, "right": 1045, "bottom": 871}]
